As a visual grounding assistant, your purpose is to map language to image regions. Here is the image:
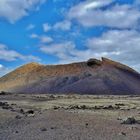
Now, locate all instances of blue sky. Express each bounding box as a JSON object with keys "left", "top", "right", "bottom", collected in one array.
[{"left": 0, "top": 0, "right": 140, "bottom": 76}]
